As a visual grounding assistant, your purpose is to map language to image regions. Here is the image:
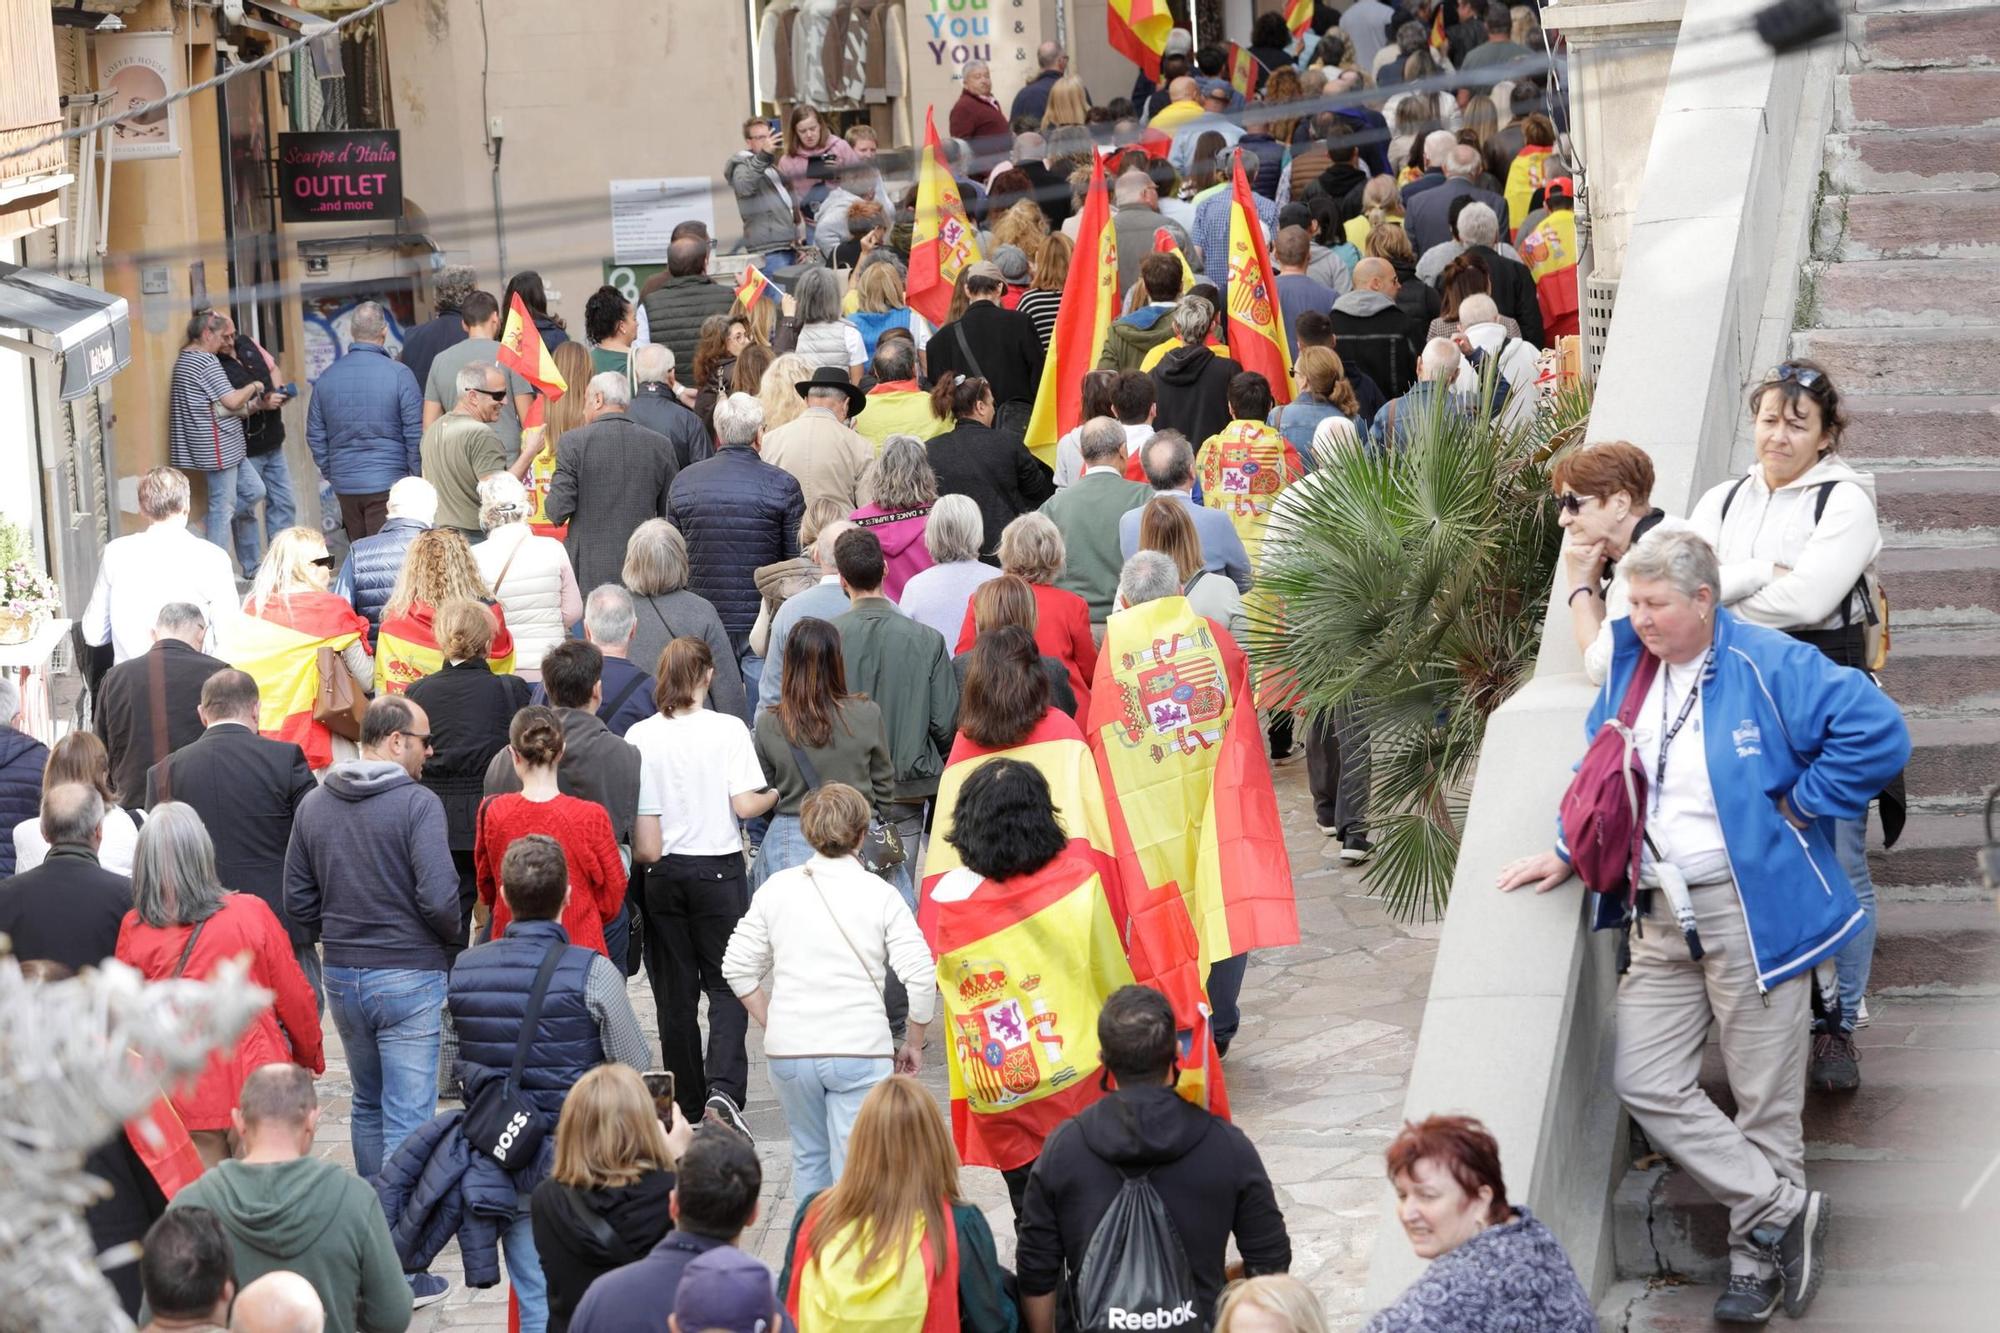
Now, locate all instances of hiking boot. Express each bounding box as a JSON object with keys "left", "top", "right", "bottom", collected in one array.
[
  {"left": 1810, "top": 1029, "right": 1861, "bottom": 1092},
  {"left": 1773, "top": 1191, "right": 1829, "bottom": 1317},
  {"left": 409, "top": 1274, "right": 451, "bottom": 1309},
  {"left": 1712, "top": 1273, "right": 1782, "bottom": 1324},
  {"left": 705, "top": 1090, "right": 753, "bottom": 1142}
]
